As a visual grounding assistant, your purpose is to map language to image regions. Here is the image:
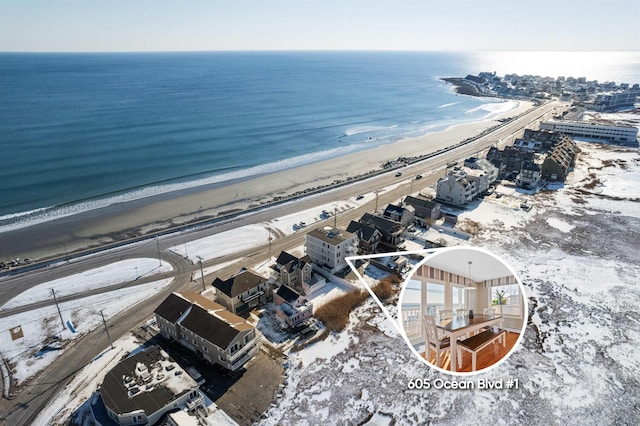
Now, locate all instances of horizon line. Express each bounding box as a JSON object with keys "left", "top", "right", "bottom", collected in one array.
[{"left": 1, "top": 48, "right": 639, "bottom": 54}]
